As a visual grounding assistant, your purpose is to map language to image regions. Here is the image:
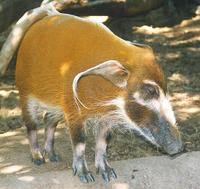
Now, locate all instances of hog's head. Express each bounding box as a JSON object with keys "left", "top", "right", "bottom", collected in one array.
[{"left": 73, "top": 47, "right": 183, "bottom": 155}]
